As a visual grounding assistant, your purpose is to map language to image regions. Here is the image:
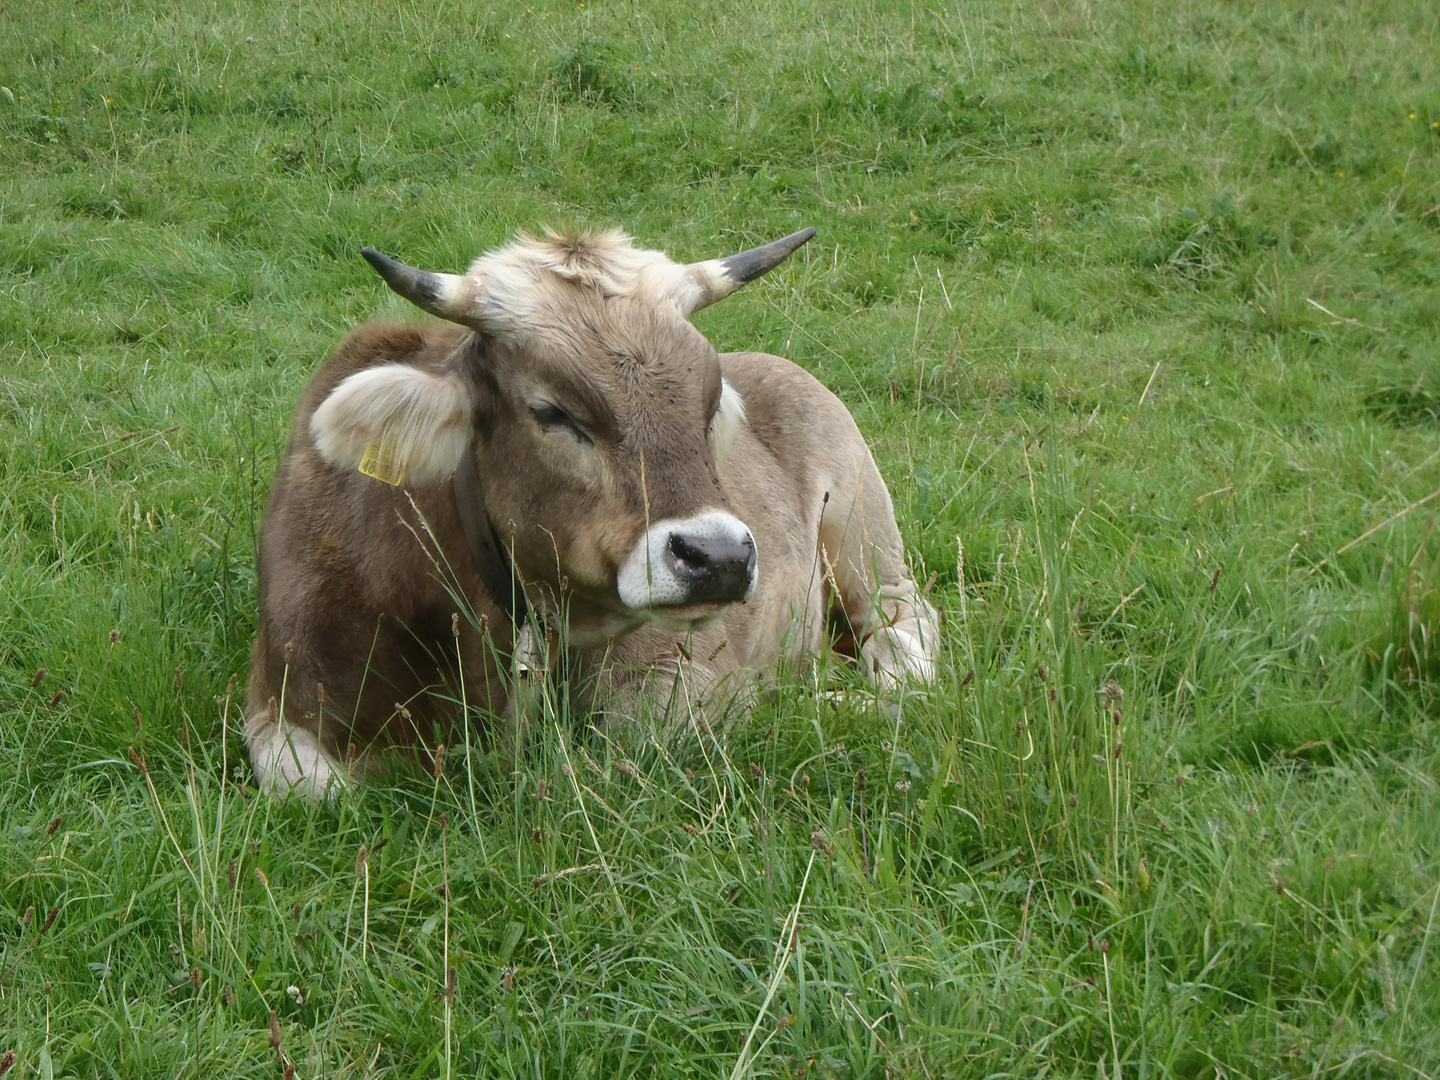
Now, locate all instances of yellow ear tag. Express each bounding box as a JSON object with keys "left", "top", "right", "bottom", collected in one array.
[{"left": 358, "top": 429, "right": 405, "bottom": 486}]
